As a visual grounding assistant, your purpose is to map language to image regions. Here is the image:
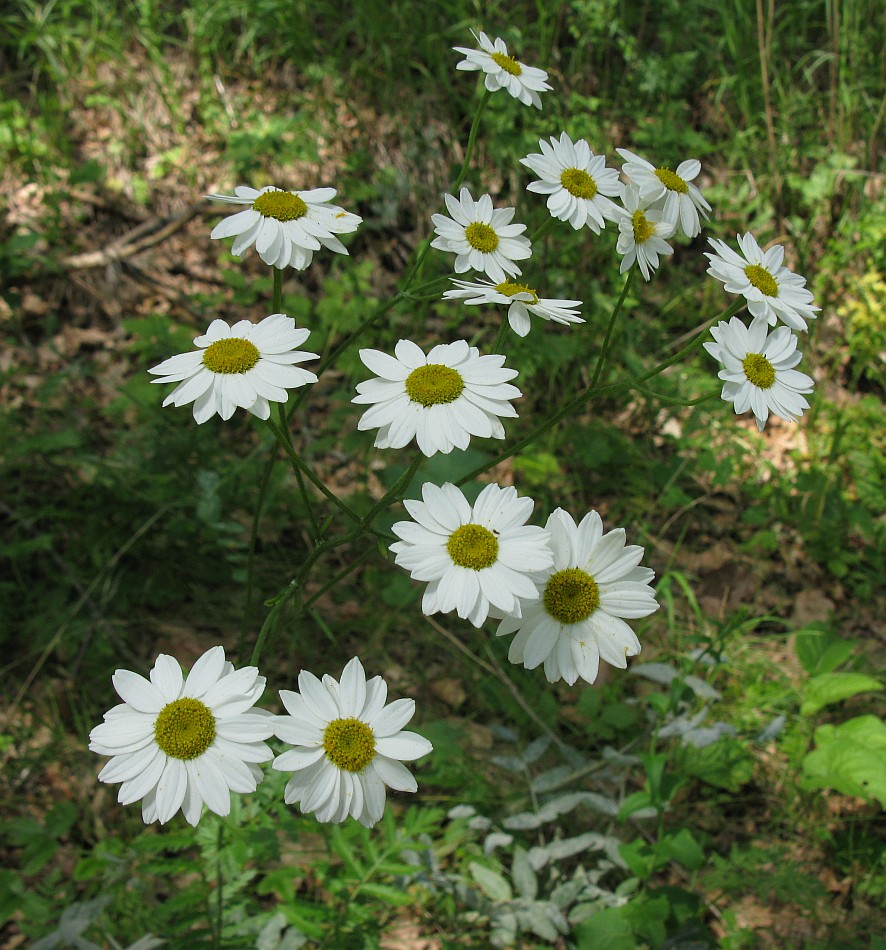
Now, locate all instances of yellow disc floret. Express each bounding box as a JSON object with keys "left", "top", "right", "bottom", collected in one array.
[
  {"left": 742, "top": 352, "right": 776, "bottom": 389},
  {"left": 202, "top": 338, "right": 261, "bottom": 374},
  {"left": 654, "top": 167, "right": 689, "bottom": 194},
  {"left": 447, "top": 523, "right": 499, "bottom": 570},
  {"left": 464, "top": 222, "right": 499, "bottom": 253},
  {"left": 252, "top": 190, "right": 308, "bottom": 222},
  {"left": 631, "top": 210, "right": 656, "bottom": 244},
  {"left": 154, "top": 698, "right": 216, "bottom": 760},
  {"left": 744, "top": 264, "right": 779, "bottom": 298},
  {"left": 560, "top": 167, "right": 598, "bottom": 200},
  {"left": 495, "top": 280, "right": 539, "bottom": 304},
  {"left": 404, "top": 364, "right": 465, "bottom": 406},
  {"left": 543, "top": 568, "right": 600, "bottom": 624},
  {"left": 491, "top": 52, "right": 522, "bottom": 76},
  {"left": 323, "top": 717, "right": 376, "bottom": 772}
]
